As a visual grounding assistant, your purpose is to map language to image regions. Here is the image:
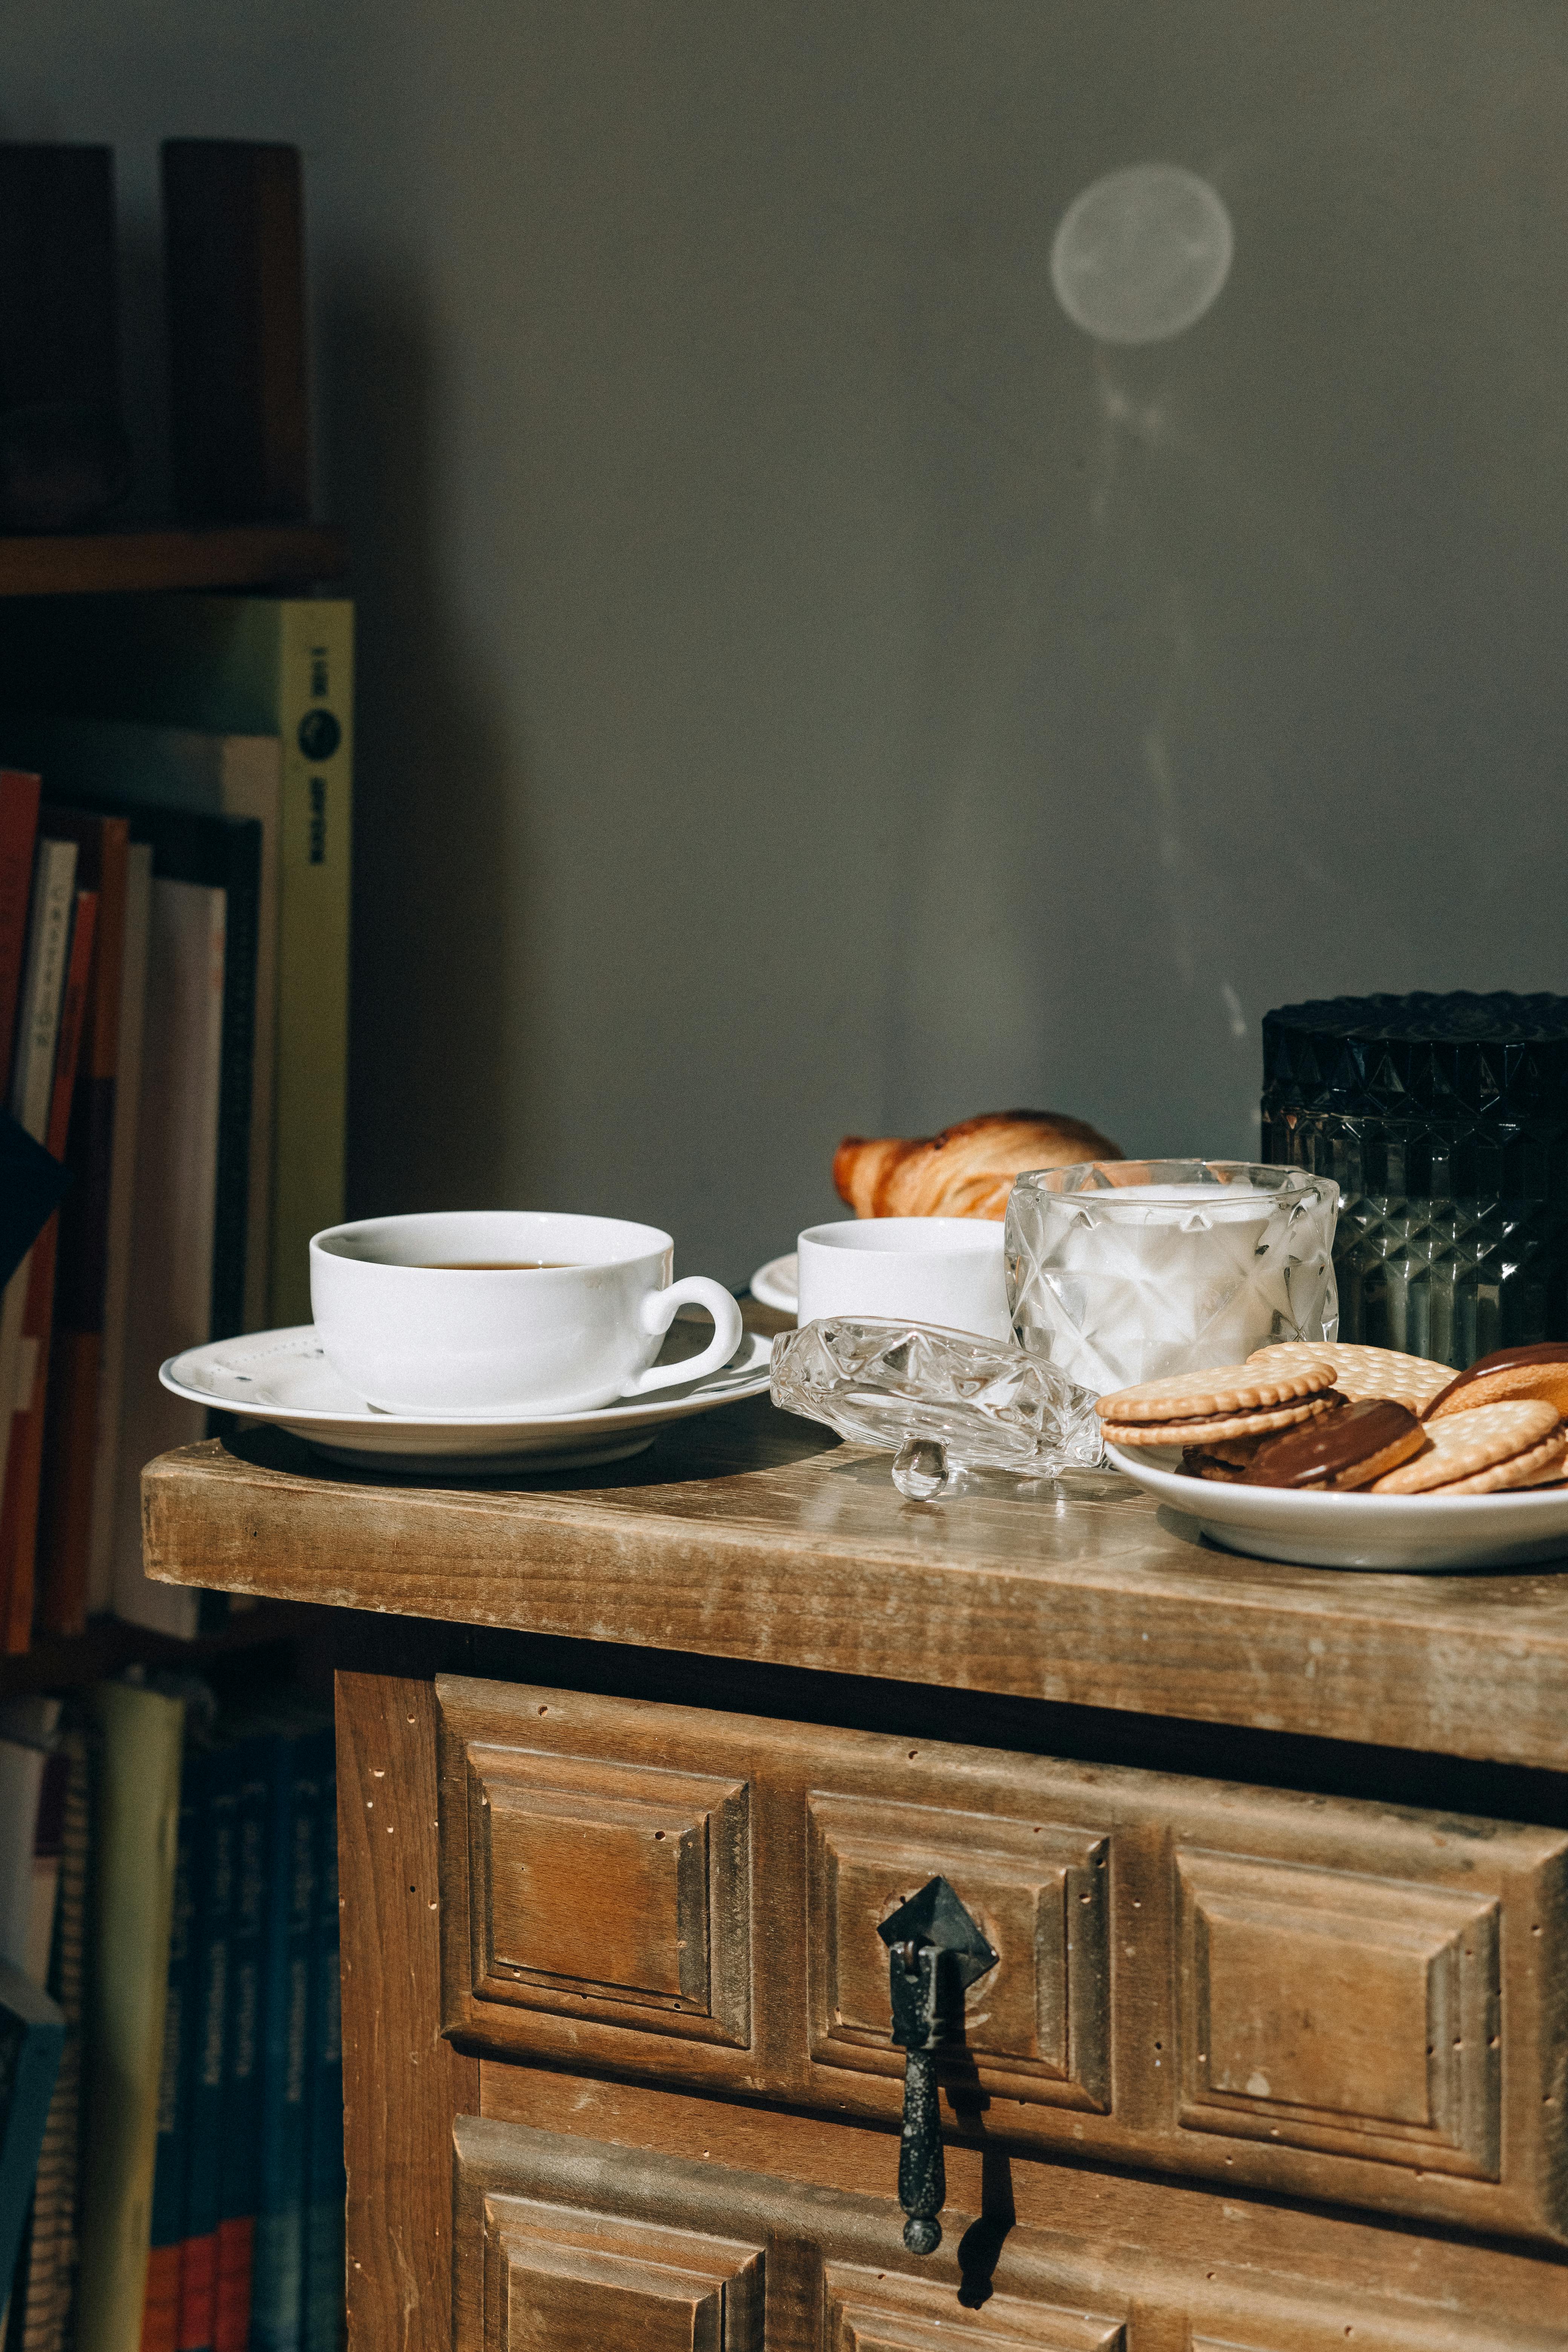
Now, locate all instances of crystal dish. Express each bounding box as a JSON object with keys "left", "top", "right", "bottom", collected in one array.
[
  {"left": 1007, "top": 1158, "right": 1338, "bottom": 1396},
  {"left": 770, "top": 1318, "right": 1102, "bottom": 1496}
]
